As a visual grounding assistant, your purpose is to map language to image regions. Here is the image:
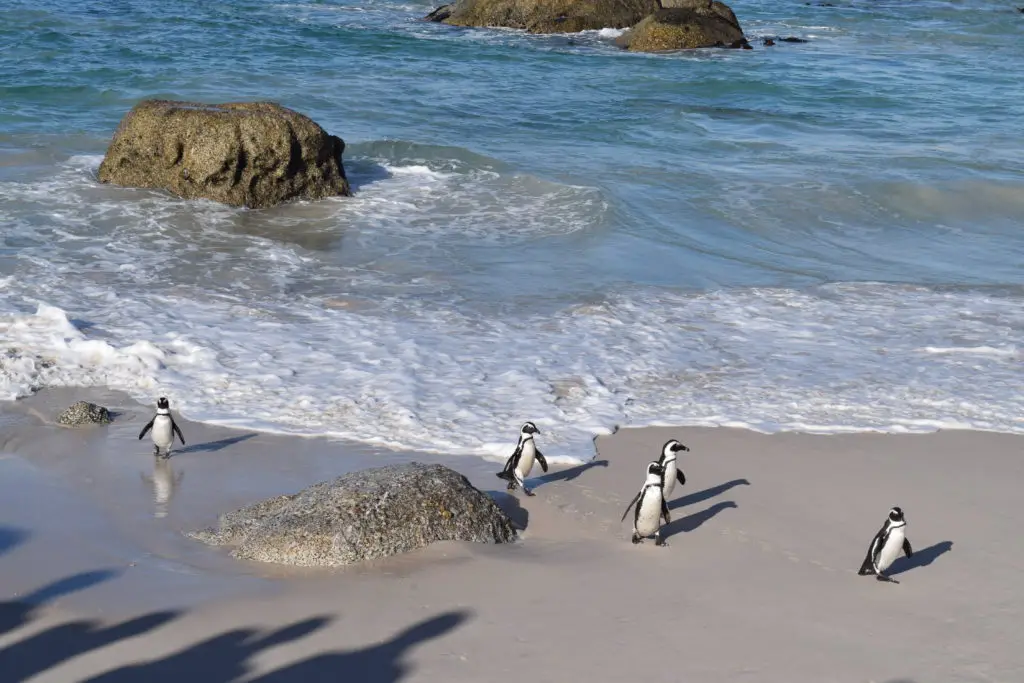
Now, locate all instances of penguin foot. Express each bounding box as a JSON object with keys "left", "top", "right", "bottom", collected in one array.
[
  {"left": 631, "top": 534, "right": 641, "bottom": 545},
  {"left": 655, "top": 535, "right": 667, "bottom": 547},
  {"left": 506, "top": 482, "right": 516, "bottom": 491},
  {"left": 876, "top": 574, "right": 899, "bottom": 584},
  {"left": 523, "top": 488, "right": 536, "bottom": 497}
]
